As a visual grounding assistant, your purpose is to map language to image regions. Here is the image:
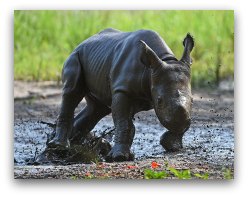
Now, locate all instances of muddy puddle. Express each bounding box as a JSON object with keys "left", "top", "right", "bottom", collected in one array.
[
  {"left": 14, "top": 82, "right": 234, "bottom": 173},
  {"left": 14, "top": 110, "right": 234, "bottom": 167}
]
